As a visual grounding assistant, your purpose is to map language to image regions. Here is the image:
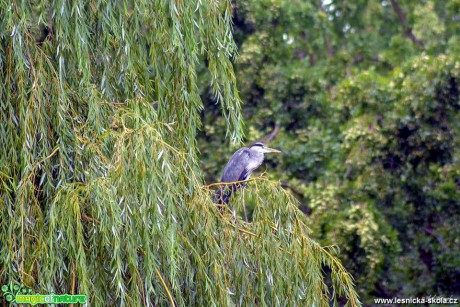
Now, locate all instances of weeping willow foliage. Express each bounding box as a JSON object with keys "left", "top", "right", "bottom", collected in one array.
[{"left": 0, "top": 0, "right": 360, "bottom": 306}]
